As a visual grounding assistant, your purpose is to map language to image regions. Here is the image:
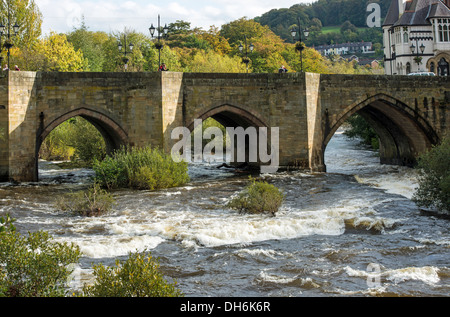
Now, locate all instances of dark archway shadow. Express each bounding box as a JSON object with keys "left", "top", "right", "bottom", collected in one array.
[
  {"left": 184, "top": 104, "right": 272, "bottom": 170},
  {"left": 323, "top": 94, "right": 439, "bottom": 170},
  {"left": 36, "top": 107, "right": 129, "bottom": 181}
]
